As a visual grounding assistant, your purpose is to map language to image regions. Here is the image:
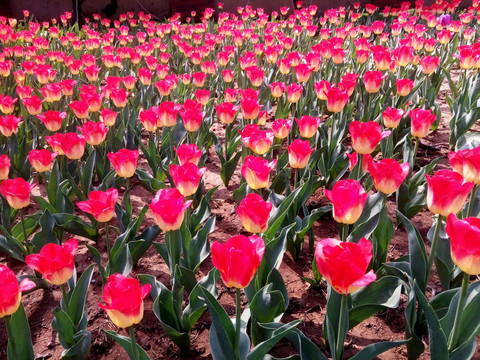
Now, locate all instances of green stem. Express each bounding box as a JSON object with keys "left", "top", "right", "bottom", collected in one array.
[
  {"left": 335, "top": 294, "right": 349, "bottom": 360},
  {"left": 466, "top": 184, "right": 478, "bottom": 218},
  {"left": 60, "top": 283, "right": 70, "bottom": 314},
  {"left": 293, "top": 168, "right": 299, "bottom": 190},
  {"left": 340, "top": 223, "right": 349, "bottom": 242},
  {"left": 105, "top": 222, "right": 111, "bottom": 265},
  {"left": 385, "top": 132, "right": 393, "bottom": 158},
  {"left": 234, "top": 288, "right": 242, "bottom": 360},
  {"left": 447, "top": 272, "right": 470, "bottom": 351},
  {"left": 413, "top": 137, "right": 419, "bottom": 169},
  {"left": 129, "top": 325, "right": 140, "bottom": 360},
  {"left": 426, "top": 215, "right": 444, "bottom": 284},
  {"left": 20, "top": 209, "right": 29, "bottom": 252},
  {"left": 5, "top": 315, "right": 17, "bottom": 358}
]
